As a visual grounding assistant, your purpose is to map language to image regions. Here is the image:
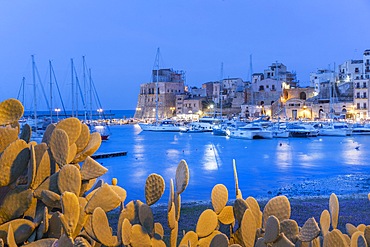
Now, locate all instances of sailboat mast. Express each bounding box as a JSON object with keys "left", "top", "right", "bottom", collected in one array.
[
  {"left": 49, "top": 60, "right": 53, "bottom": 122},
  {"left": 71, "top": 58, "right": 74, "bottom": 117},
  {"left": 220, "top": 62, "right": 223, "bottom": 118},
  {"left": 155, "top": 48, "right": 160, "bottom": 124},
  {"left": 83, "top": 56, "right": 87, "bottom": 122},
  {"left": 89, "top": 68, "right": 93, "bottom": 121},
  {"left": 22, "top": 77, "right": 25, "bottom": 107},
  {"left": 31, "top": 55, "right": 37, "bottom": 134}
]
